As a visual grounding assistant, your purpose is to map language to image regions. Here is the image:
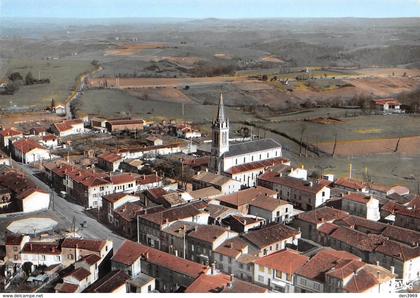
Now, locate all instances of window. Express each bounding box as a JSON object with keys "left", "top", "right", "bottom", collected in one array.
[
  {"left": 41, "top": 255, "right": 46, "bottom": 261},
  {"left": 258, "top": 275, "right": 264, "bottom": 283},
  {"left": 275, "top": 270, "right": 282, "bottom": 279},
  {"left": 148, "top": 285, "right": 152, "bottom": 292},
  {"left": 68, "top": 254, "right": 74, "bottom": 260},
  {"left": 13, "top": 246, "right": 18, "bottom": 252},
  {"left": 259, "top": 265, "right": 265, "bottom": 273},
  {"left": 100, "top": 186, "right": 104, "bottom": 191},
  {"left": 228, "top": 257, "right": 232, "bottom": 264}
]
